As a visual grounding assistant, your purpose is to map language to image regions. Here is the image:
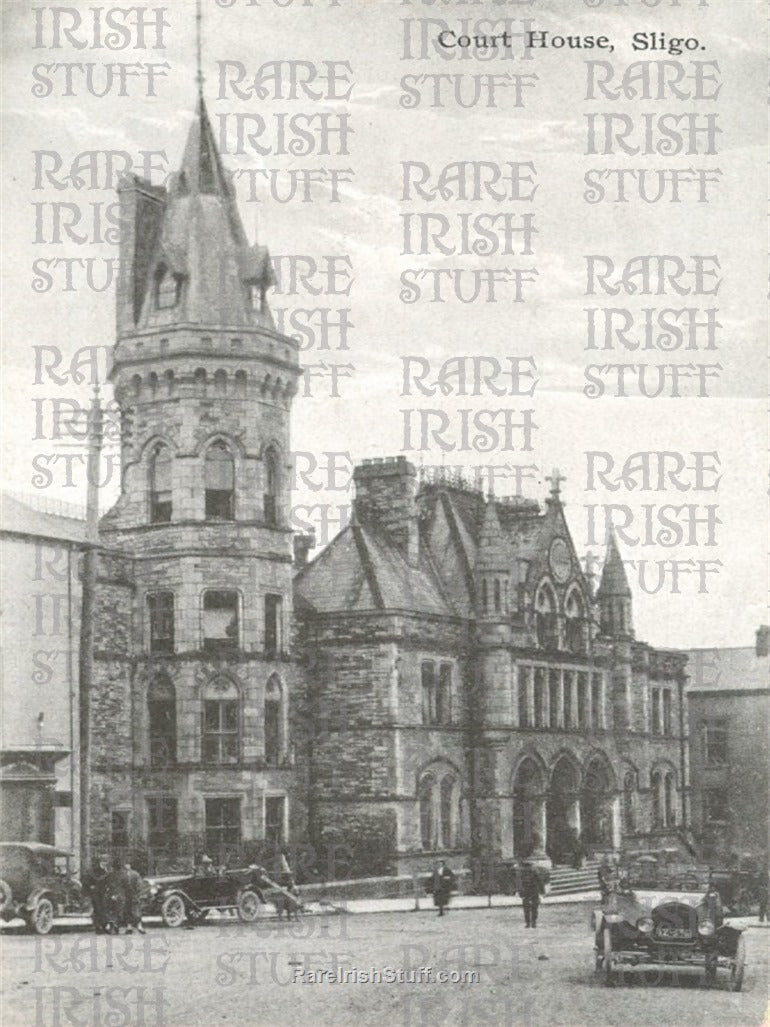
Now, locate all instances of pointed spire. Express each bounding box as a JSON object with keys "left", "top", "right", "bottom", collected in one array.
[
  {"left": 476, "top": 500, "right": 509, "bottom": 571},
  {"left": 195, "top": 0, "right": 205, "bottom": 96},
  {"left": 178, "top": 94, "right": 232, "bottom": 199},
  {"left": 597, "top": 530, "right": 631, "bottom": 598}
]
